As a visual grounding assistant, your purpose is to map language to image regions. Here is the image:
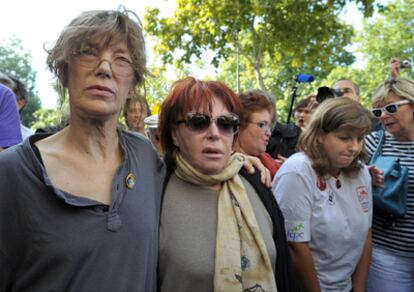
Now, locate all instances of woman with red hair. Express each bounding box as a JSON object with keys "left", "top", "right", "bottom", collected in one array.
[
  {"left": 235, "top": 89, "right": 282, "bottom": 178},
  {"left": 158, "top": 77, "right": 295, "bottom": 292}
]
